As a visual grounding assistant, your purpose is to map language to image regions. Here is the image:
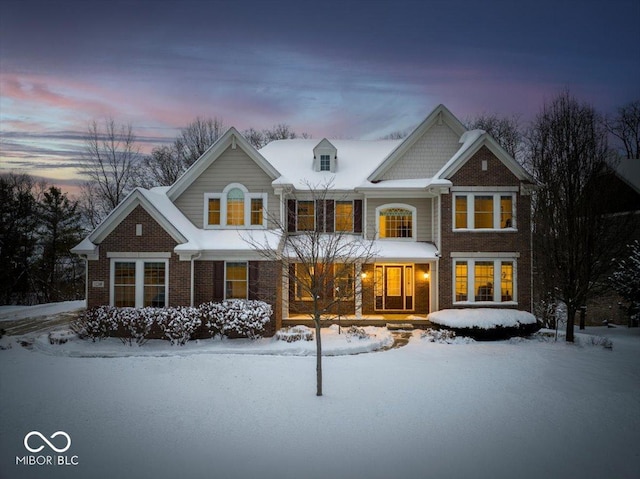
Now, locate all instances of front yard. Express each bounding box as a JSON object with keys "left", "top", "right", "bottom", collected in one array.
[{"left": 1, "top": 315, "right": 639, "bottom": 479}]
